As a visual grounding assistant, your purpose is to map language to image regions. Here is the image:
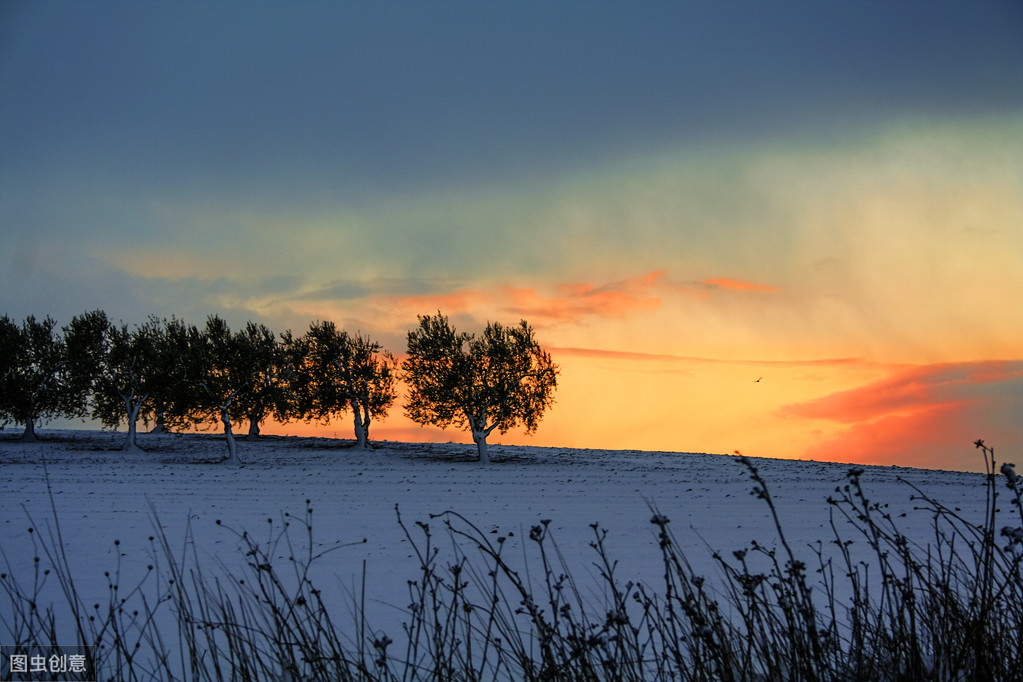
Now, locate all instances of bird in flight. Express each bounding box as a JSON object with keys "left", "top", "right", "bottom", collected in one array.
[{"left": 754, "top": 377, "right": 762, "bottom": 383}]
